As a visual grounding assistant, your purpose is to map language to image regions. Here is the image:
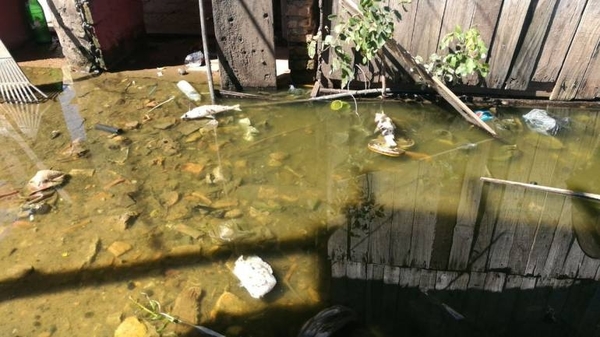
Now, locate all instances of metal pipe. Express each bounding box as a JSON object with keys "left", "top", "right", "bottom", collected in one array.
[
  {"left": 94, "top": 123, "right": 123, "bottom": 134},
  {"left": 198, "top": 0, "right": 216, "bottom": 104}
]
